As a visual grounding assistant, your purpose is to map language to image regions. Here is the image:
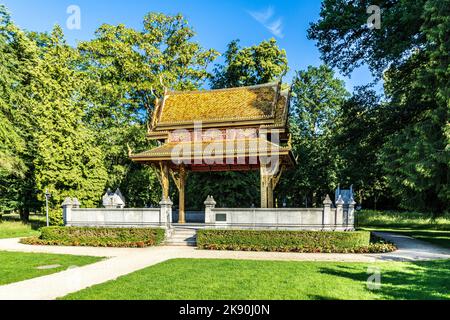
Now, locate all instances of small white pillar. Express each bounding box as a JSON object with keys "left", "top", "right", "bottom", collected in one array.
[
  {"left": 72, "top": 198, "right": 81, "bottom": 209},
  {"left": 323, "top": 195, "right": 332, "bottom": 228},
  {"left": 159, "top": 197, "right": 173, "bottom": 228},
  {"left": 347, "top": 197, "right": 356, "bottom": 230},
  {"left": 336, "top": 195, "right": 345, "bottom": 227},
  {"left": 204, "top": 195, "right": 217, "bottom": 224},
  {"left": 62, "top": 198, "right": 73, "bottom": 226}
]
